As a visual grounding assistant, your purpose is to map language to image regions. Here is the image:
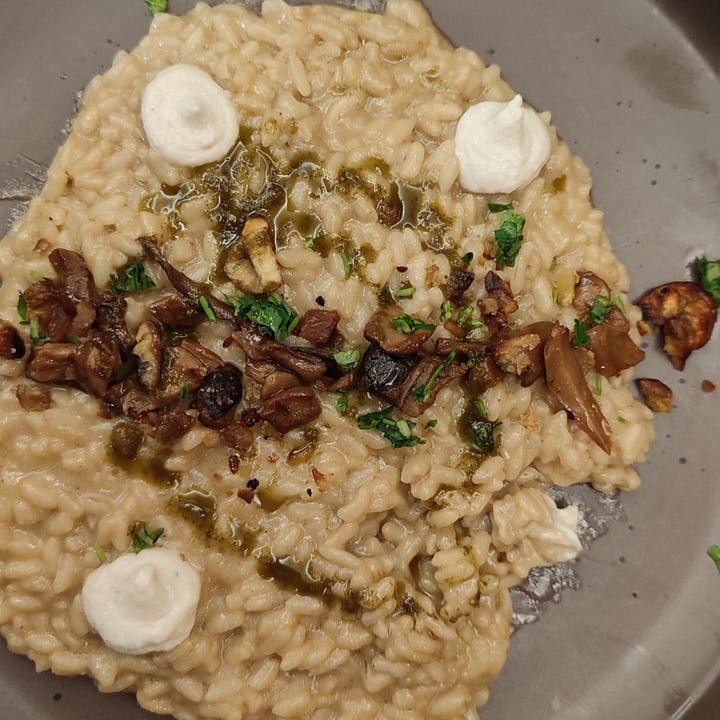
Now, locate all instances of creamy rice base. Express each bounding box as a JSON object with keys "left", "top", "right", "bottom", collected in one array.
[{"left": 0, "top": 1, "right": 655, "bottom": 719}]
